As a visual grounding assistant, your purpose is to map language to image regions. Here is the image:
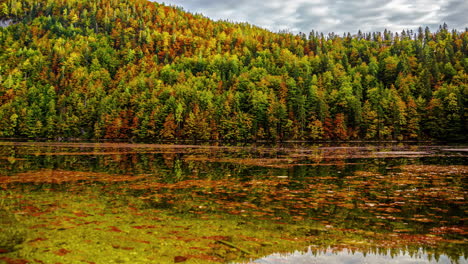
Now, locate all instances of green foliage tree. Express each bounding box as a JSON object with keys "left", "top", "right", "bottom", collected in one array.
[{"left": 0, "top": 0, "right": 465, "bottom": 142}]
